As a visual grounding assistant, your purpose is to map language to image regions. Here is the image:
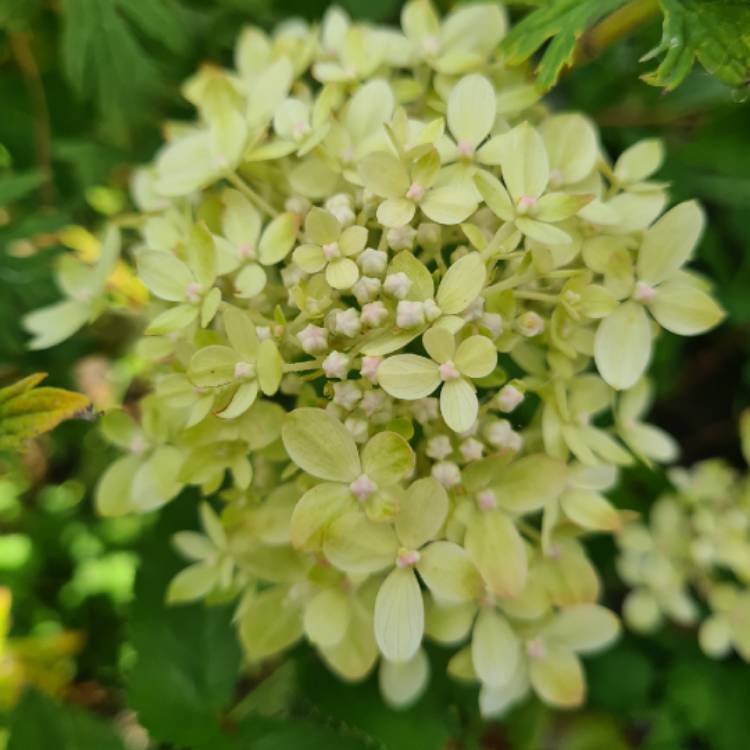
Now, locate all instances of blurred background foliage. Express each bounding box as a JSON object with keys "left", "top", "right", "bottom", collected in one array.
[{"left": 0, "top": 0, "right": 749, "bottom": 748}]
